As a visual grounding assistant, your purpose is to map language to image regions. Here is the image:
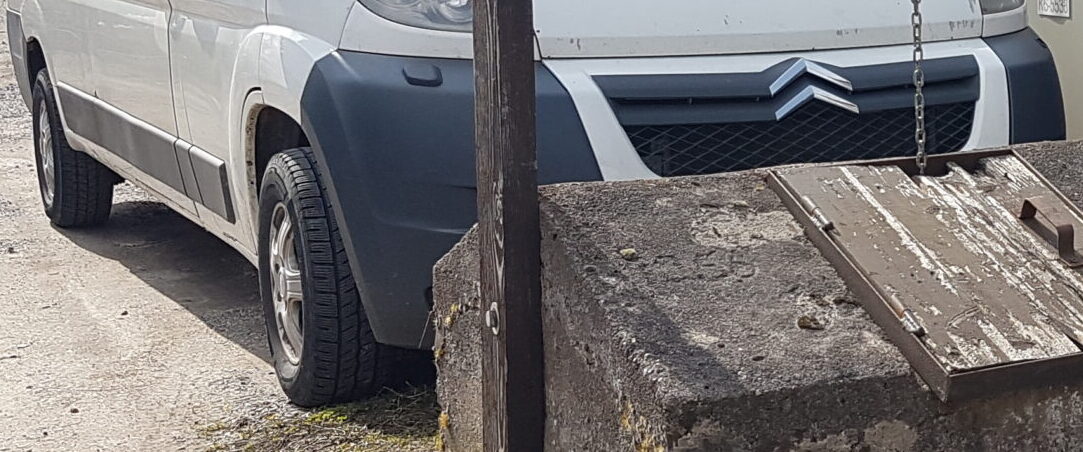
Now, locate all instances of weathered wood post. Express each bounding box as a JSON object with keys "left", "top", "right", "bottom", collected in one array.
[{"left": 473, "top": 0, "right": 545, "bottom": 450}]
